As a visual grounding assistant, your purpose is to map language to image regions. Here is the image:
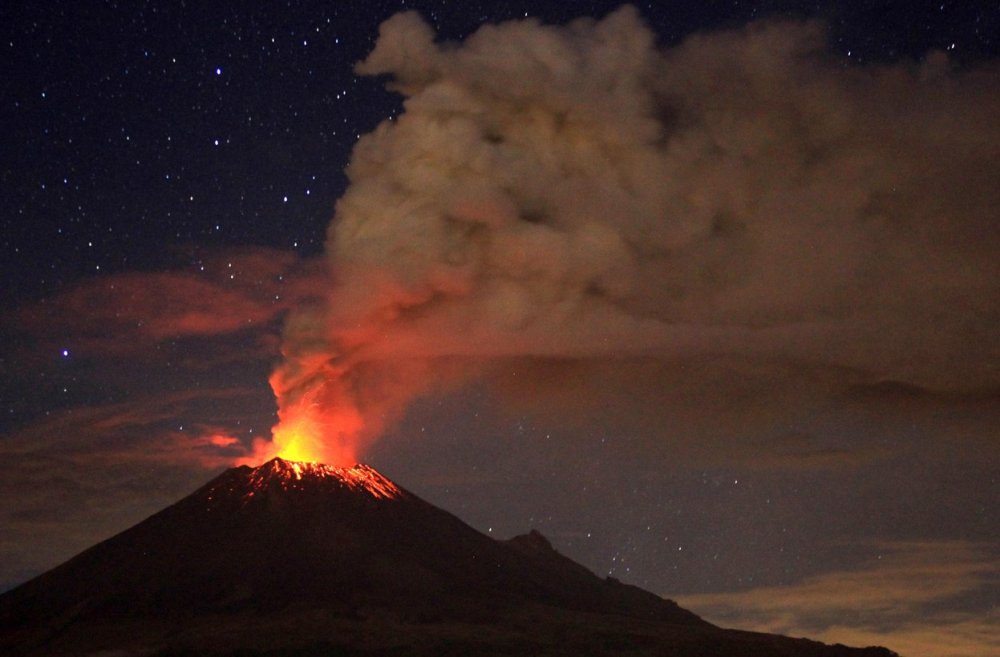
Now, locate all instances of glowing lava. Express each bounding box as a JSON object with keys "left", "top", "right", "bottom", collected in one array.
[
  {"left": 244, "top": 458, "right": 401, "bottom": 500},
  {"left": 238, "top": 374, "right": 365, "bottom": 467},
  {"left": 267, "top": 410, "right": 337, "bottom": 463}
]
